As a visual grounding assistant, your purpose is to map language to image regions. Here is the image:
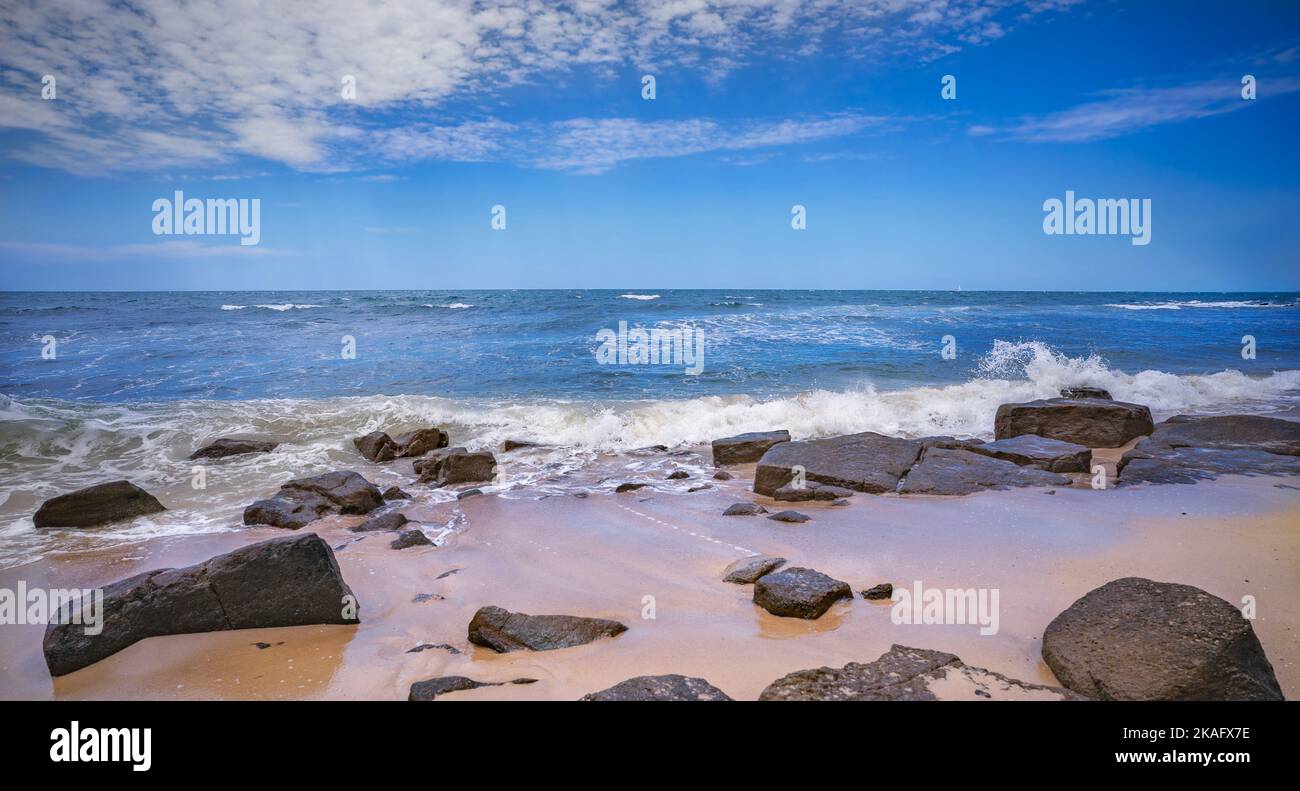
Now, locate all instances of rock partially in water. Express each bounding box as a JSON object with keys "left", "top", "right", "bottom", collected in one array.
[
  {"left": 390, "top": 529, "right": 432, "bottom": 550},
  {"left": 189, "top": 438, "right": 278, "bottom": 460},
  {"left": 468, "top": 605, "right": 628, "bottom": 652},
  {"left": 712, "top": 430, "right": 791, "bottom": 465},
  {"left": 995, "top": 398, "right": 1153, "bottom": 448},
  {"left": 243, "top": 470, "right": 383, "bottom": 529},
  {"left": 34, "top": 480, "right": 166, "bottom": 529},
  {"left": 349, "top": 511, "right": 408, "bottom": 533},
  {"left": 408, "top": 675, "right": 537, "bottom": 701}
]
